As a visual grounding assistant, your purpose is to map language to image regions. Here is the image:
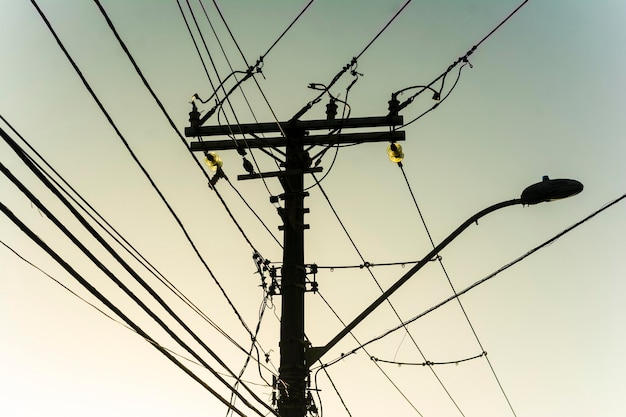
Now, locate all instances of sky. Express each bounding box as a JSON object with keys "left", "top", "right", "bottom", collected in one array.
[{"left": 1, "top": 1, "right": 625, "bottom": 416}]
